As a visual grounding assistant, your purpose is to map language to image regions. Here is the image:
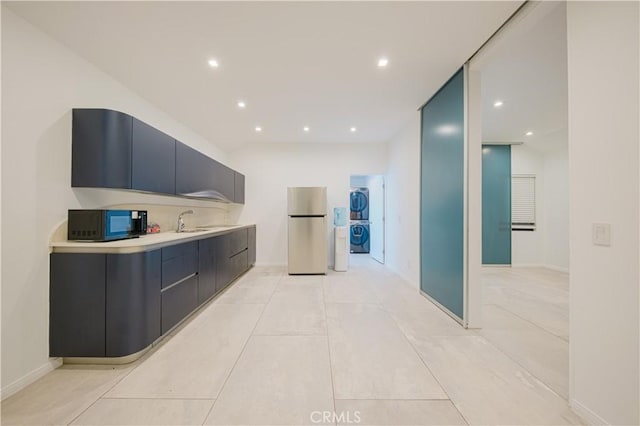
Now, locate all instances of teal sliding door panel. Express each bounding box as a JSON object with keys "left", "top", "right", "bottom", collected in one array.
[
  {"left": 420, "top": 68, "right": 465, "bottom": 321},
  {"left": 482, "top": 145, "right": 512, "bottom": 265}
]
